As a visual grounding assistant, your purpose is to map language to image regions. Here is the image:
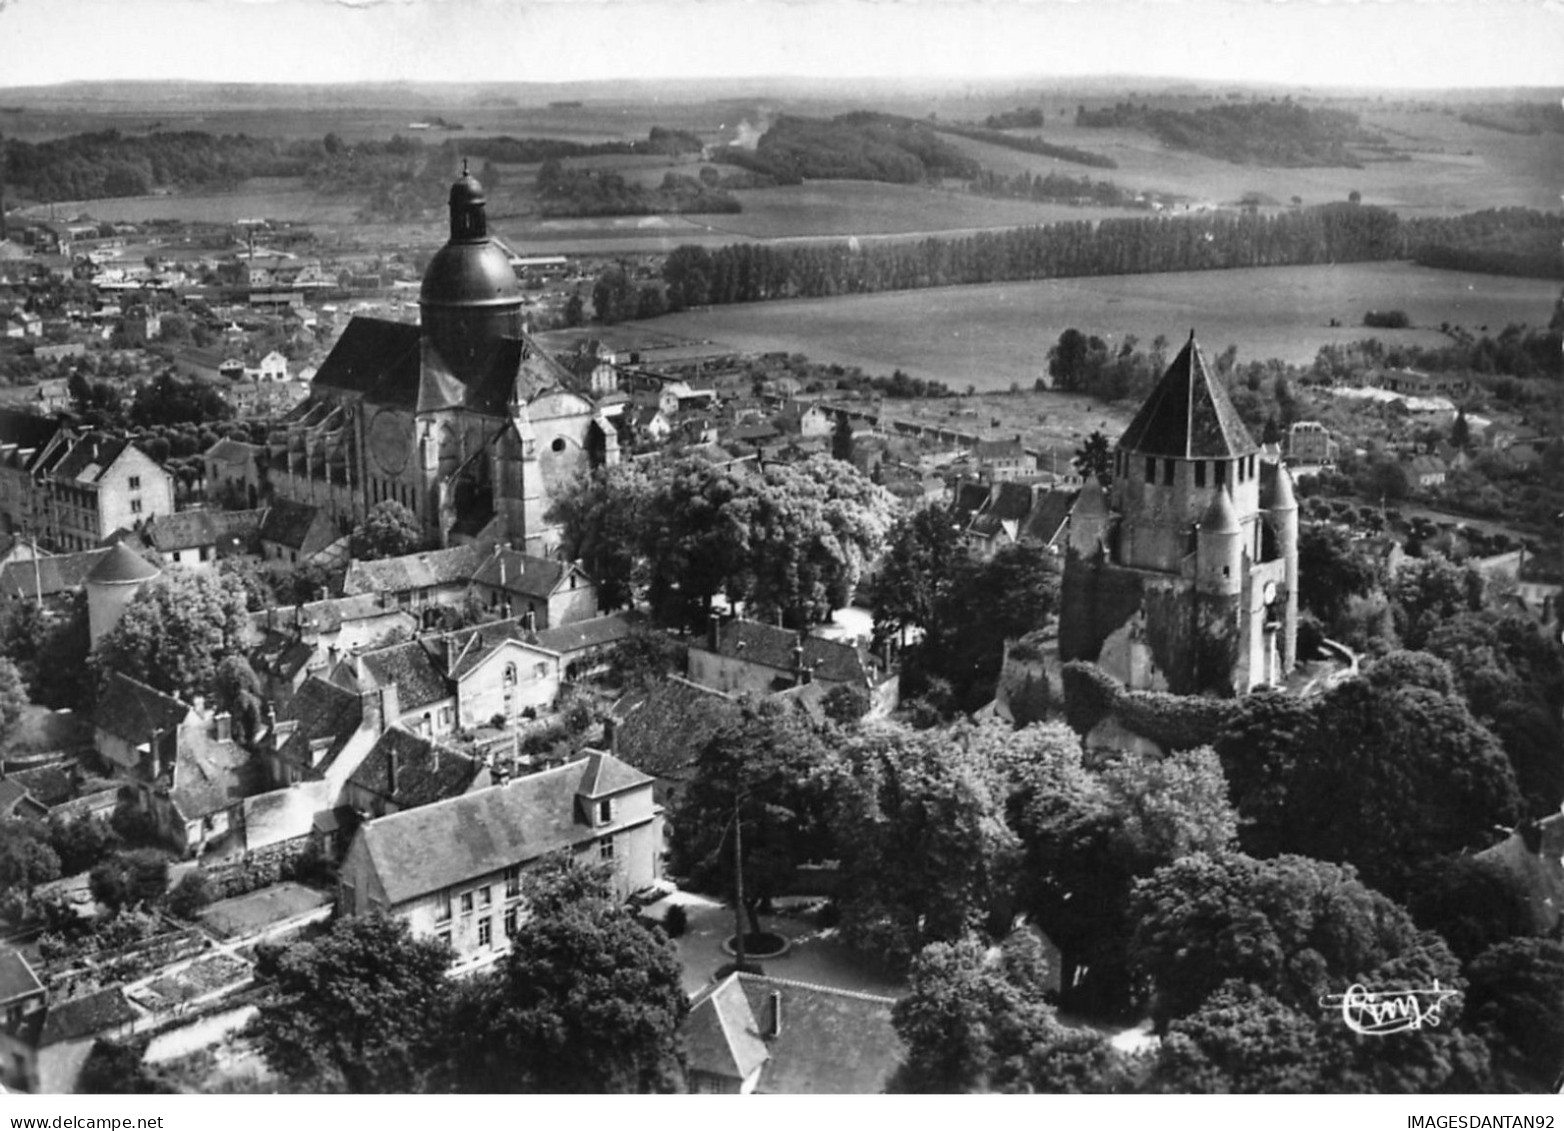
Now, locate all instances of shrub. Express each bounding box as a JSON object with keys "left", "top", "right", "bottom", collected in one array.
[
  {"left": 1364, "top": 309, "right": 1411, "bottom": 329},
  {"left": 663, "top": 904, "right": 688, "bottom": 938},
  {"left": 164, "top": 869, "right": 213, "bottom": 920}
]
